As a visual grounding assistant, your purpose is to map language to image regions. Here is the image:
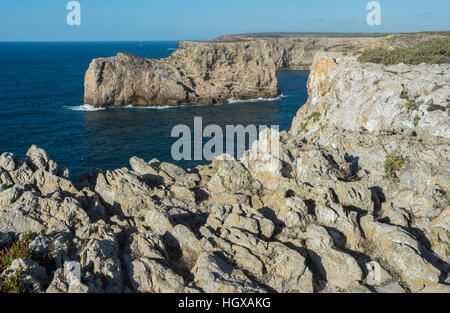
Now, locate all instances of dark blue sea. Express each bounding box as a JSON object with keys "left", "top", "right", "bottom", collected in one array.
[{"left": 0, "top": 41, "right": 309, "bottom": 178}]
